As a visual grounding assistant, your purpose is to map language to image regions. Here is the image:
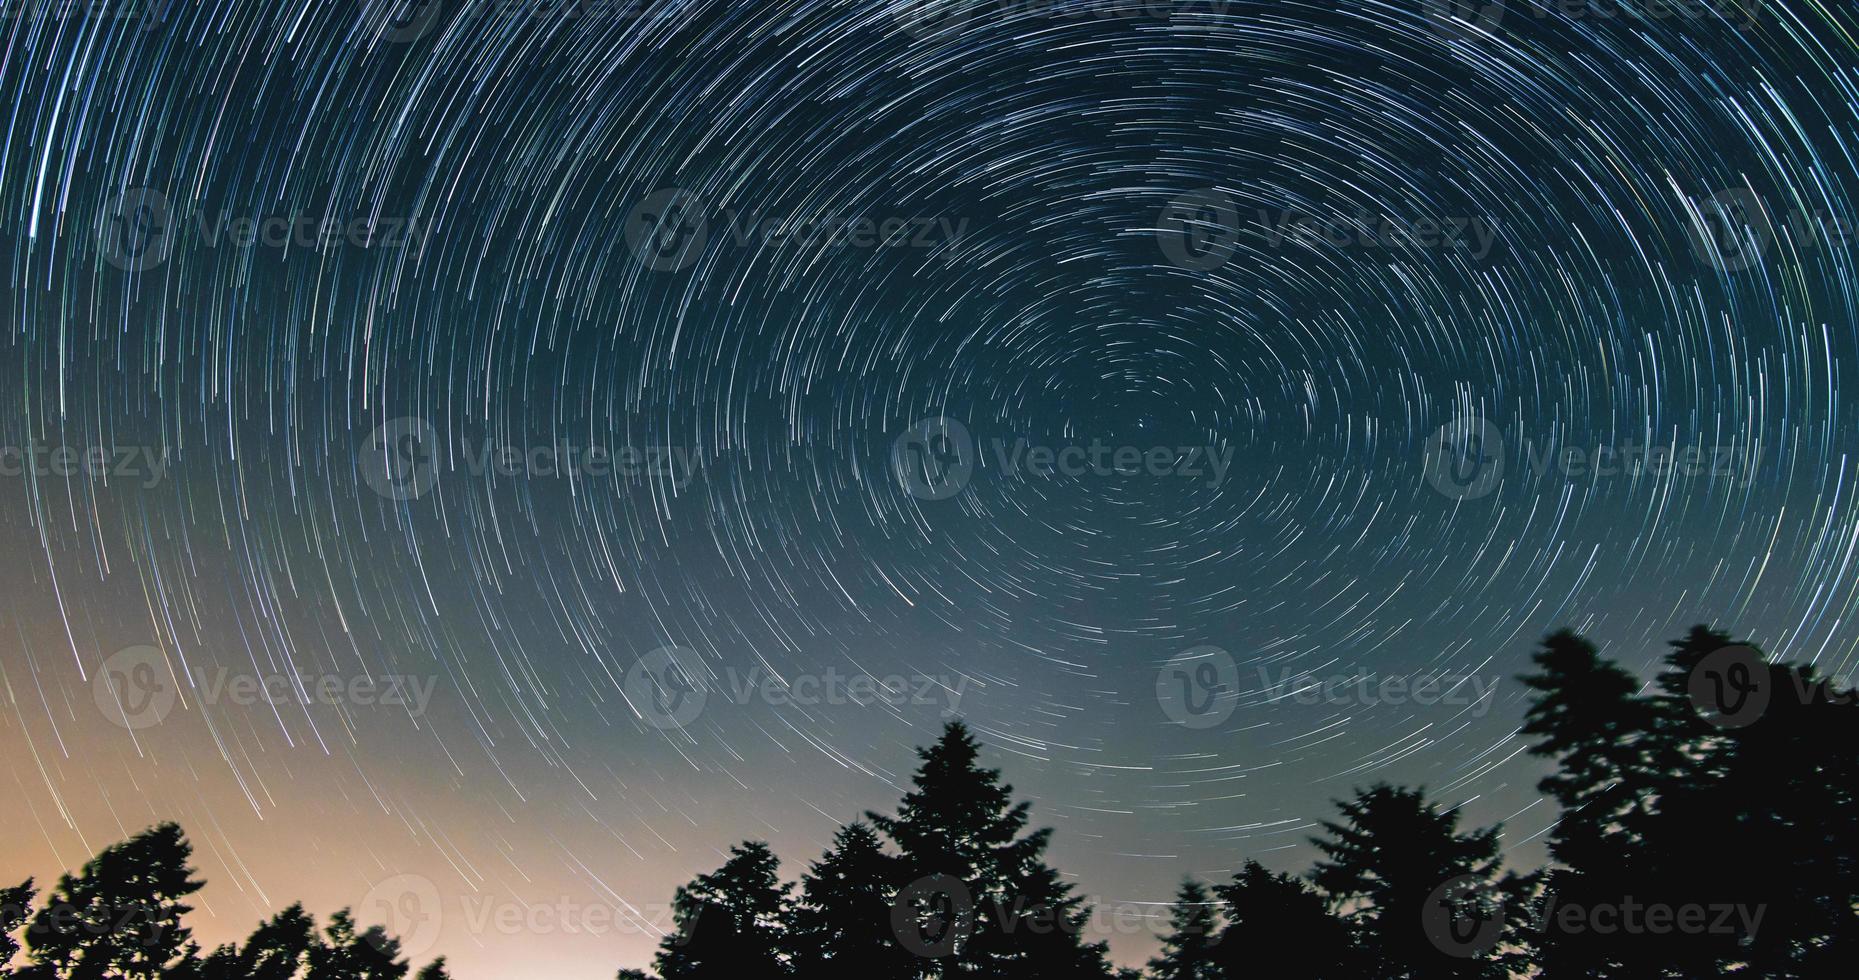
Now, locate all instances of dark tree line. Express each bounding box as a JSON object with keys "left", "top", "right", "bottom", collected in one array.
[{"left": 3, "top": 625, "right": 1853, "bottom": 978}]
